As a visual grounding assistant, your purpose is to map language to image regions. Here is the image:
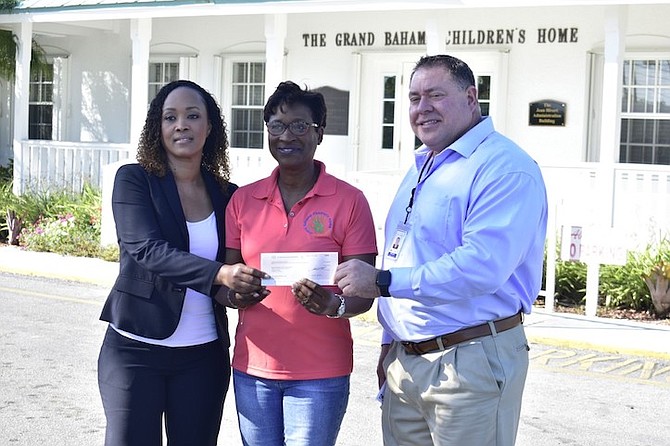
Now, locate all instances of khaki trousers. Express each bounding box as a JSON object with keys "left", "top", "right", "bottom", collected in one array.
[{"left": 381, "top": 324, "right": 529, "bottom": 446}]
